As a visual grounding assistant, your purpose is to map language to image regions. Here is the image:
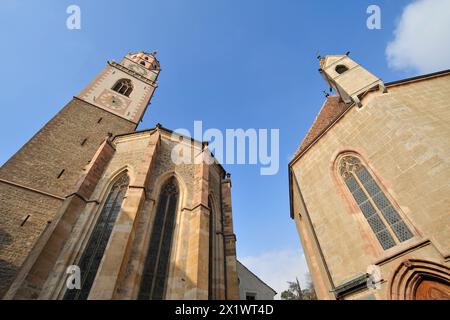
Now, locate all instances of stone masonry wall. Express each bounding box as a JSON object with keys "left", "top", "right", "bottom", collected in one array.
[
  {"left": 0, "top": 98, "right": 135, "bottom": 297},
  {"left": 292, "top": 73, "right": 450, "bottom": 299}
]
